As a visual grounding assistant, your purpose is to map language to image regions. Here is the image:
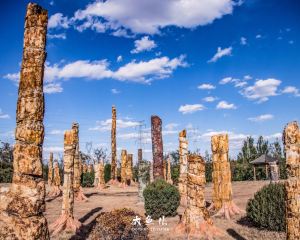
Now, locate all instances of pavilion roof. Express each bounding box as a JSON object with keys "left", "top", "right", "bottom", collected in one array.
[{"left": 250, "top": 154, "right": 279, "bottom": 165}]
